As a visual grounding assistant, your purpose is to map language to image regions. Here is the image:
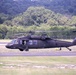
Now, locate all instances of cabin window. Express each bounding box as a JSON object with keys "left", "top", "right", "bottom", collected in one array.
[
  {"left": 33, "top": 40, "right": 37, "bottom": 45},
  {"left": 24, "top": 41, "right": 26, "bottom": 45},
  {"left": 19, "top": 40, "right": 26, "bottom": 45},
  {"left": 29, "top": 40, "right": 33, "bottom": 45},
  {"left": 29, "top": 40, "right": 37, "bottom": 45}
]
